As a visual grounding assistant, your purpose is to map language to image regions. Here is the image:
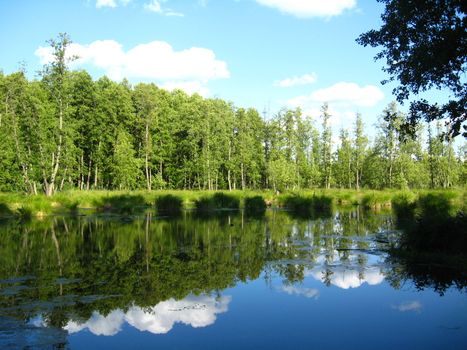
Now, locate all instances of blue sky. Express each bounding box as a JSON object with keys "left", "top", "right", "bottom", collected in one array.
[{"left": 1, "top": 0, "right": 404, "bottom": 136}]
